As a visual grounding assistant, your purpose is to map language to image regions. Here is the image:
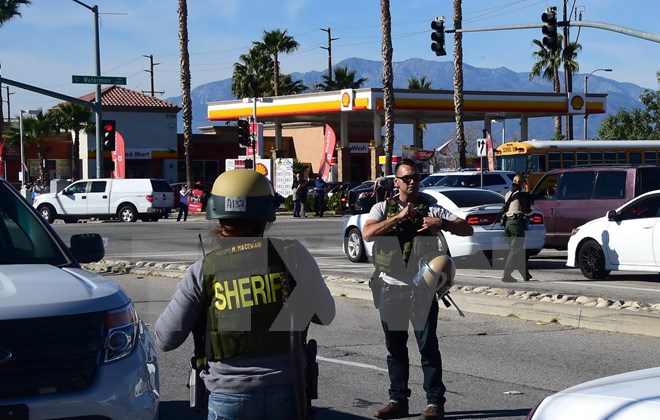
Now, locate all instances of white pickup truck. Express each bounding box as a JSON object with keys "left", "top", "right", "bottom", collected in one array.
[{"left": 33, "top": 178, "right": 174, "bottom": 223}]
